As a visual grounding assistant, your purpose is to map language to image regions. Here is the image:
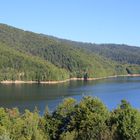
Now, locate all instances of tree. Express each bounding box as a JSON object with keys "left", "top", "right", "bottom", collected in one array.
[
  {"left": 109, "top": 100, "right": 140, "bottom": 140},
  {"left": 69, "top": 96, "right": 110, "bottom": 140}
]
